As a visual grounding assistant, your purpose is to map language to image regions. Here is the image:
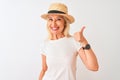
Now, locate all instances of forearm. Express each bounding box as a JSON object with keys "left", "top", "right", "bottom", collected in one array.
[
  {"left": 39, "top": 70, "right": 45, "bottom": 80},
  {"left": 84, "top": 49, "right": 99, "bottom": 71},
  {"left": 80, "top": 40, "right": 99, "bottom": 71}
]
